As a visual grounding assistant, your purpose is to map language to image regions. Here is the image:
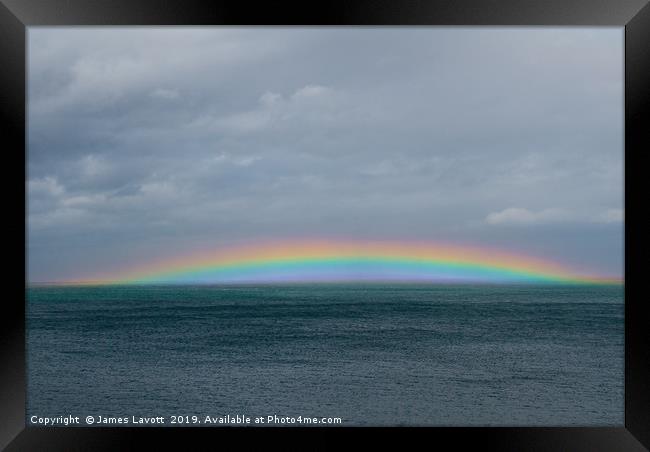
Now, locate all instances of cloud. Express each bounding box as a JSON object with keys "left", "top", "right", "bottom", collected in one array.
[
  {"left": 485, "top": 207, "right": 569, "bottom": 225},
  {"left": 29, "top": 207, "right": 89, "bottom": 230},
  {"left": 595, "top": 208, "right": 624, "bottom": 224},
  {"left": 202, "top": 84, "right": 343, "bottom": 135},
  {"left": 28, "top": 176, "right": 65, "bottom": 197},
  {"left": 150, "top": 88, "right": 180, "bottom": 100},
  {"left": 290, "top": 84, "right": 333, "bottom": 102},
  {"left": 78, "top": 154, "right": 110, "bottom": 178},
  {"left": 485, "top": 207, "right": 625, "bottom": 226}
]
